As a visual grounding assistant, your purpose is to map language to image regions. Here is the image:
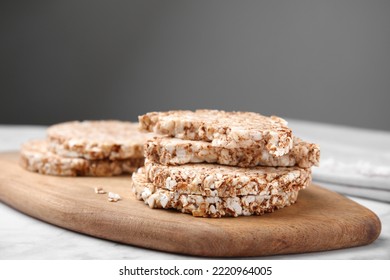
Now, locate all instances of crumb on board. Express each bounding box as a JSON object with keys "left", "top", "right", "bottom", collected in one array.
[
  {"left": 94, "top": 187, "right": 106, "bottom": 194},
  {"left": 108, "top": 192, "right": 121, "bottom": 202}
]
